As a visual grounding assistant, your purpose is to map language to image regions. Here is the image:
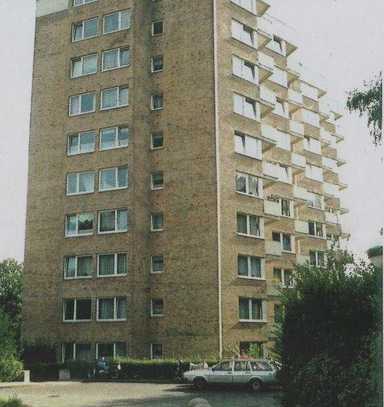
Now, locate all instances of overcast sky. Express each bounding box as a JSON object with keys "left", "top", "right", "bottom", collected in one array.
[{"left": 0, "top": 0, "right": 383, "bottom": 262}]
